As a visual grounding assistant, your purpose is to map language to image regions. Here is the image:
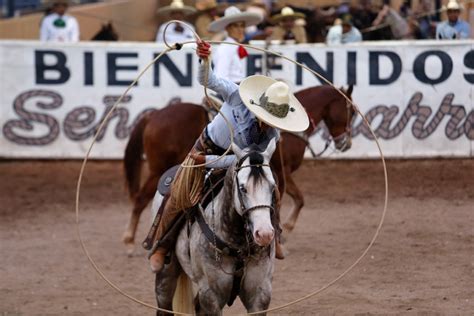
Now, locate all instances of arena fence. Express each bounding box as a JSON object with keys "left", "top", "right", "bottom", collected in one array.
[{"left": 0, "top": 39, "right": 472, "bottom": 159}]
